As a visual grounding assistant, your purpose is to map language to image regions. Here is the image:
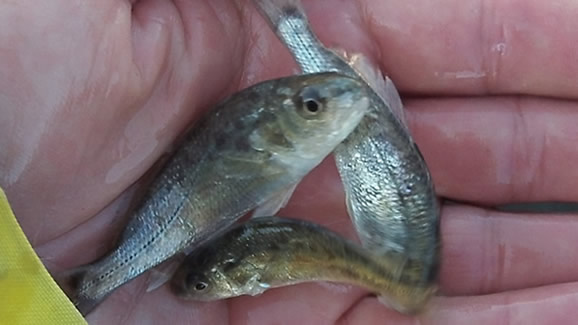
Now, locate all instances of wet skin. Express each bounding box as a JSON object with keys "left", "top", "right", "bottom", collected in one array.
[{"left": 2, "top": 0, "right": 578, "bottom": 324}]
